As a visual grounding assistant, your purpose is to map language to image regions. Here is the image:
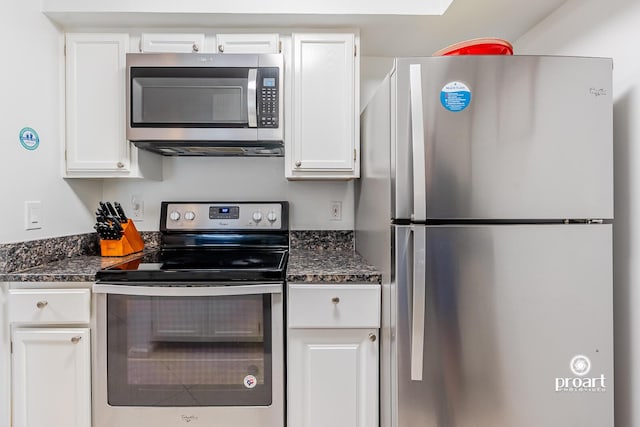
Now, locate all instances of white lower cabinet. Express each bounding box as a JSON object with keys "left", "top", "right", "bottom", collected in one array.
[
  {"left": 287, "top": 284, "right": 380, "bottom": 427},
  {"left": 0, "top": 284, "right": 9, "bottom": 427},
  {"left": 12, "top": 328, "right": 91, "bottom": 427},
  {"left": 8, "top": 287, "right": 92, "bottom": 427}
]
